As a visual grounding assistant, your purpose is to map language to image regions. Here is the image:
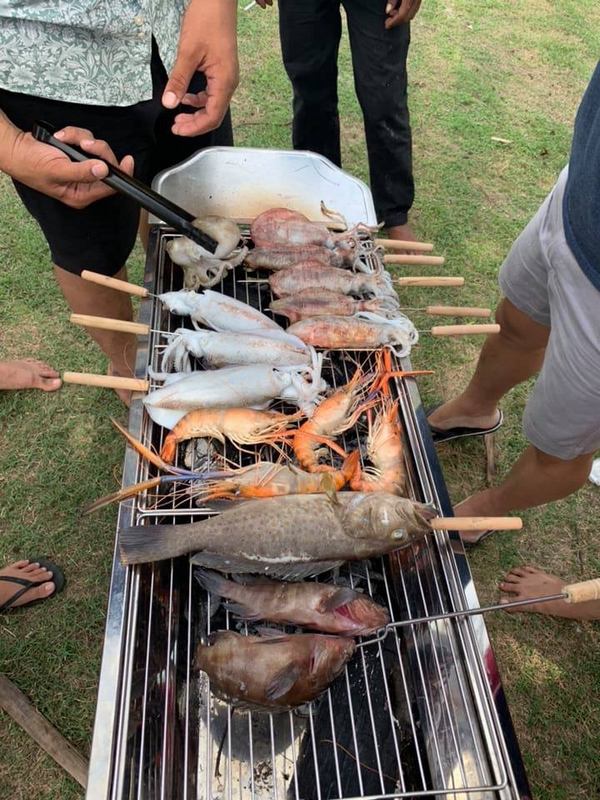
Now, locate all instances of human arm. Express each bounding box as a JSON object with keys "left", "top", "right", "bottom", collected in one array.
[
  {"left": 0, "top": 111, "right": 134, "bottom": 209},
  {"left": 162, "top": 0, "right": 239, "bottom": 136},
  {"left": 385, "top": 0, "right": 422, "bottom": 30}
]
